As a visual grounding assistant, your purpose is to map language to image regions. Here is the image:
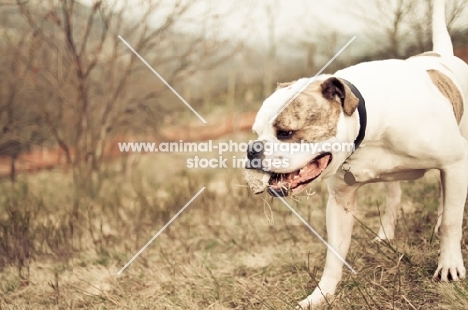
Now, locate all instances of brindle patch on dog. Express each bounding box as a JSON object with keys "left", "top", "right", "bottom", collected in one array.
[
  {"left": 426, "top": 69, "right": 464, "bottom": 123},
  {"left": 273, "top": 80, "right": 342, "bottom": 142}
]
